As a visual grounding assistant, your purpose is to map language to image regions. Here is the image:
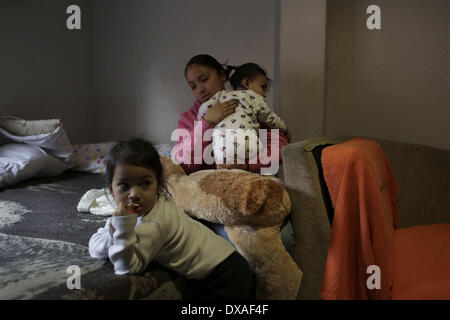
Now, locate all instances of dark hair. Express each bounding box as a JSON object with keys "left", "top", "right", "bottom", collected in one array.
[
  {"left": 106, "top": 138, "right": 168, "bottom": 194},
  {"left": 229, "top": 63, "right": 271, "bottom": 91},
  {"left": 184, "top": 54, "right": 235, "bottom": 80}
]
